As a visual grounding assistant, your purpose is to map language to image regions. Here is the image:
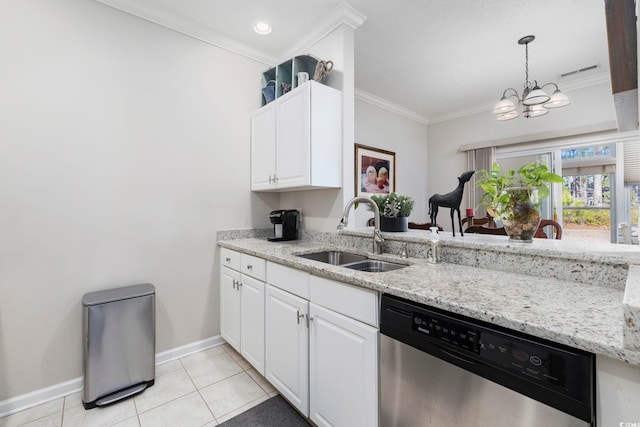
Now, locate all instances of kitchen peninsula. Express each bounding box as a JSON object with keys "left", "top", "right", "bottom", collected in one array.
[{"left": 218, "top": 228, "right": 640, "bottom": 424}]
